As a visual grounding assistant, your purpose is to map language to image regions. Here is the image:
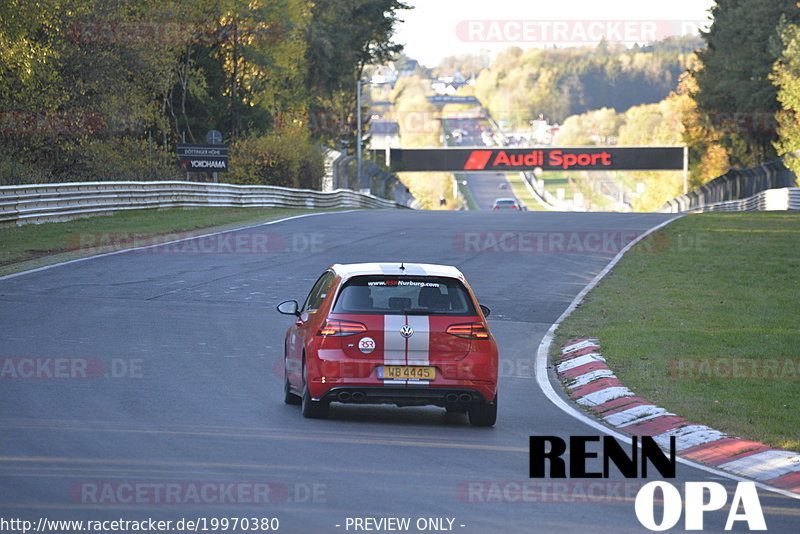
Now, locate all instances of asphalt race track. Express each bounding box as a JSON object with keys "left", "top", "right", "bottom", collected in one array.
[
  {"left": 444, "top": 117, "right": 520, "bottom": 211},
  {"left": 1, "top": 210, "right": 798, "bottom": 533},
  {"left": 460, "top": 172, "right": 517, "bottom": 210}
]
